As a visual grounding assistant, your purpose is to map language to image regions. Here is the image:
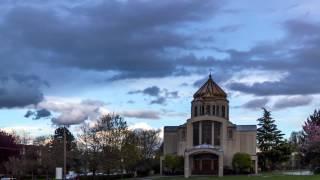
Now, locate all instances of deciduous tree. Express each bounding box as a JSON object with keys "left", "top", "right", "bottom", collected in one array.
[{"left": 301, "top": 109, "right": 320, "bottom": 170}]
